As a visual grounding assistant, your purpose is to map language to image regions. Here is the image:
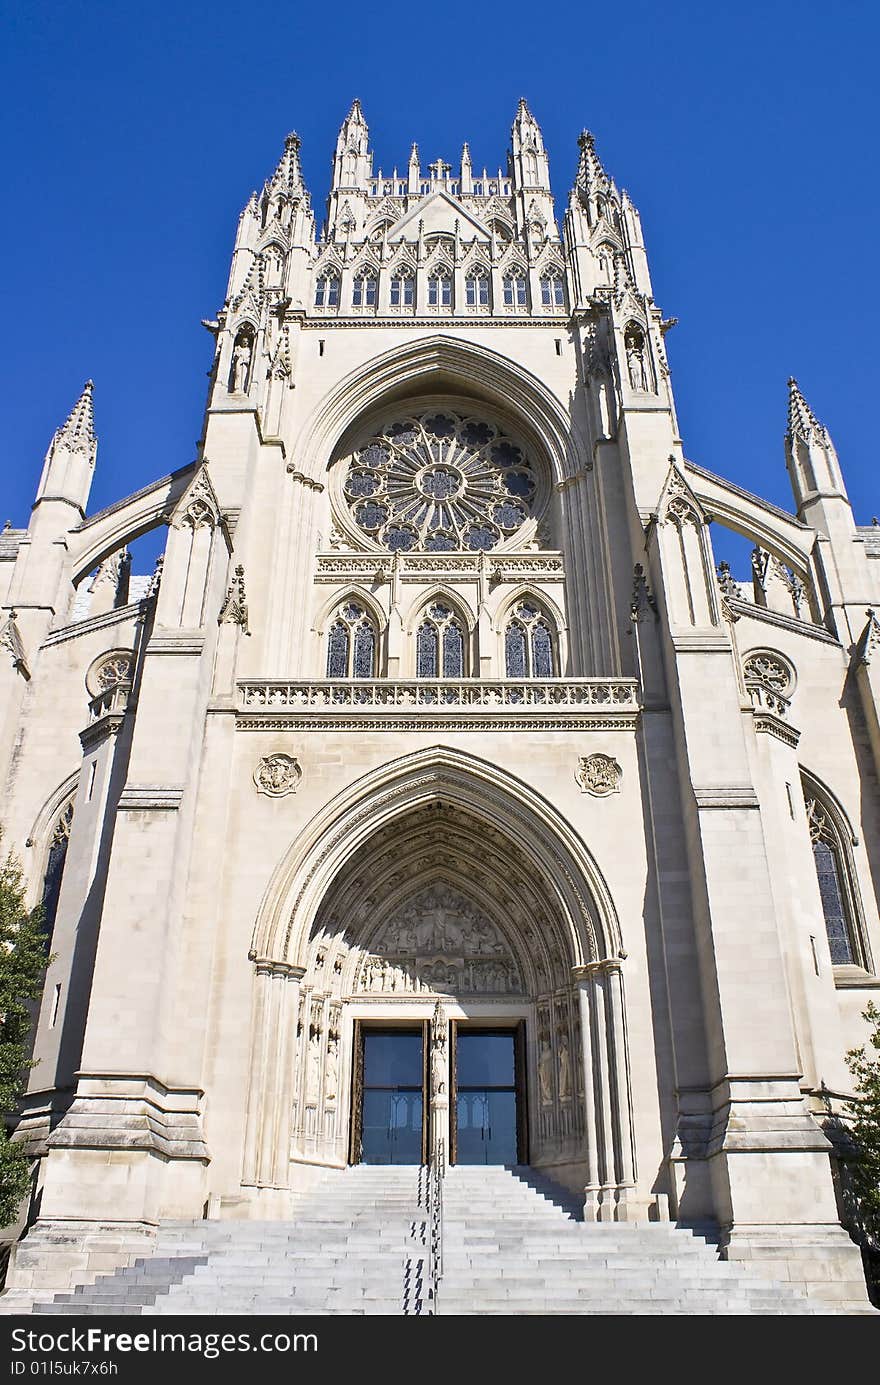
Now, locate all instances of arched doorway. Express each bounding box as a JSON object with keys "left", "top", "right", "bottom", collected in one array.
[
  {"left": 294, "top": 803, "right": 583, "bottom": 1173},
  {"left": 243, "top": 748, "right": 637, "bottom": 1214}
]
